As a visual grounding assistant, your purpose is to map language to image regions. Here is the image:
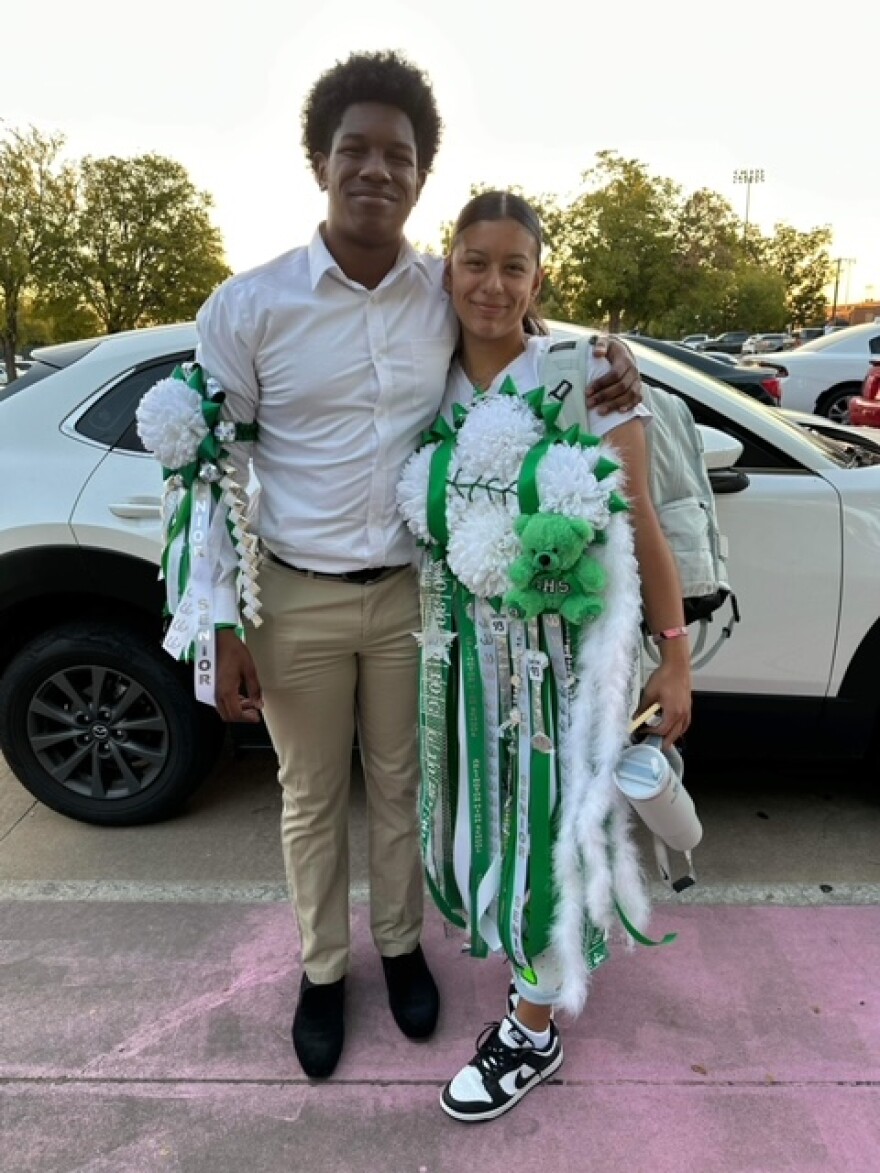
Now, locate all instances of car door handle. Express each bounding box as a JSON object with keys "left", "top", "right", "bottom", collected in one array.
[
  {"left": 709, "top": 469, "right": 750, "bottom": 494},
  {"left": 108, "top": 498, "right": 162, "bottom": 519}
]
